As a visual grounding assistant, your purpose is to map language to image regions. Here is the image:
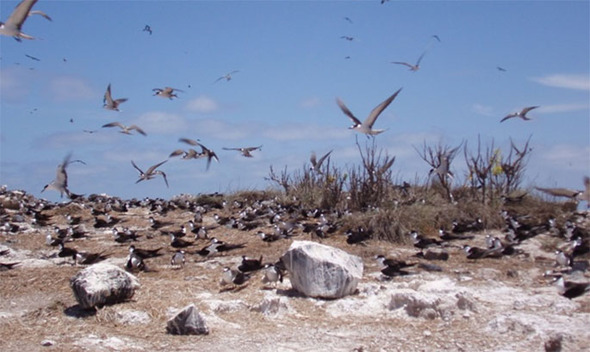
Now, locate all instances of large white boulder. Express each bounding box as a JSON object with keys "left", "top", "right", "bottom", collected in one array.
[
  {"left": 70, "top": 263, "right": 140, "bottom": 309},
  {"left": 280, "top": 240, "right": 363, "bottom": 299}
]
